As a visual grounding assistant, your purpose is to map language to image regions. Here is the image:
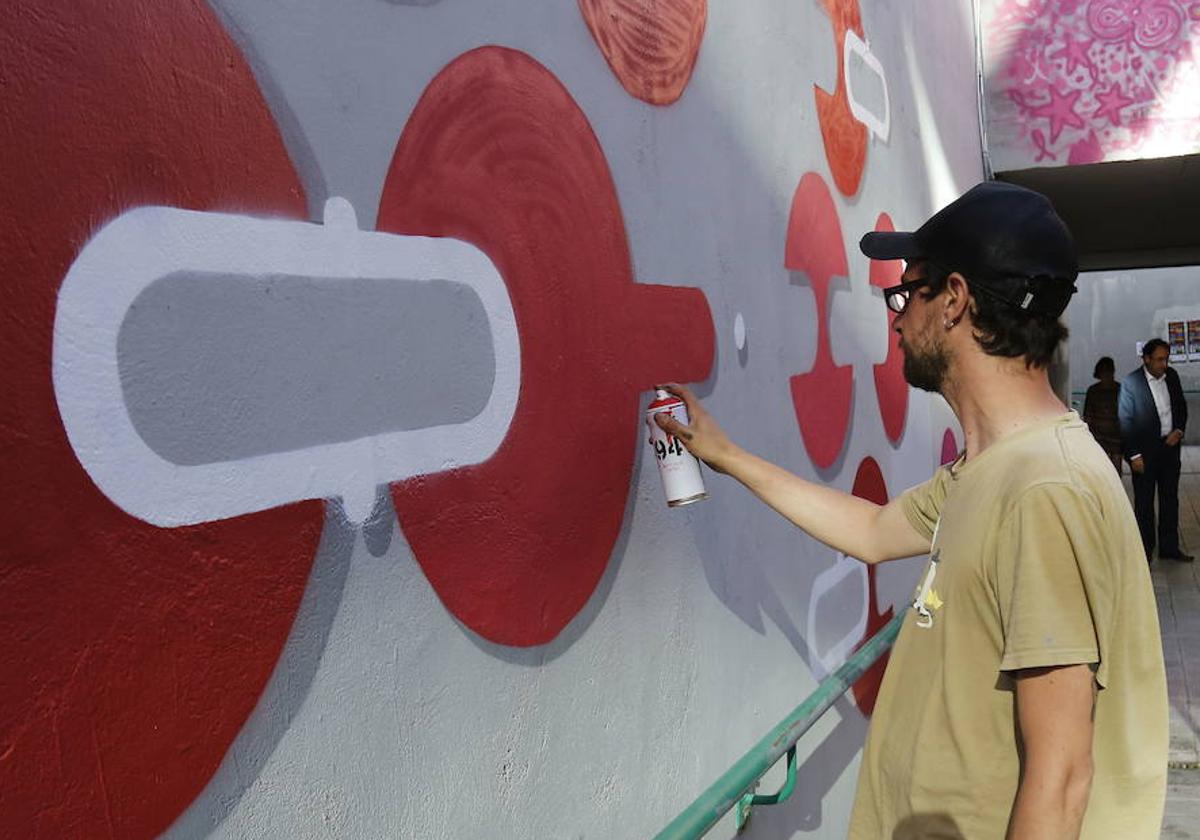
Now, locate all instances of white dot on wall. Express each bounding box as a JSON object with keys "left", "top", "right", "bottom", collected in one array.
[{"left": 734, "top": 312, "right": 747, "bottom": 351}]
